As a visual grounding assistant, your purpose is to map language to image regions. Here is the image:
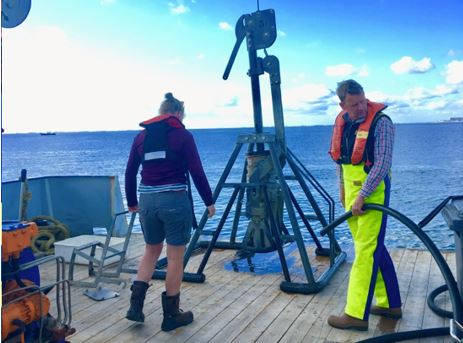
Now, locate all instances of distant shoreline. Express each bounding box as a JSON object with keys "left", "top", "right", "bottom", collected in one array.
[{"left": 2, "top": 121, "right": 462, "bottom": 135}]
